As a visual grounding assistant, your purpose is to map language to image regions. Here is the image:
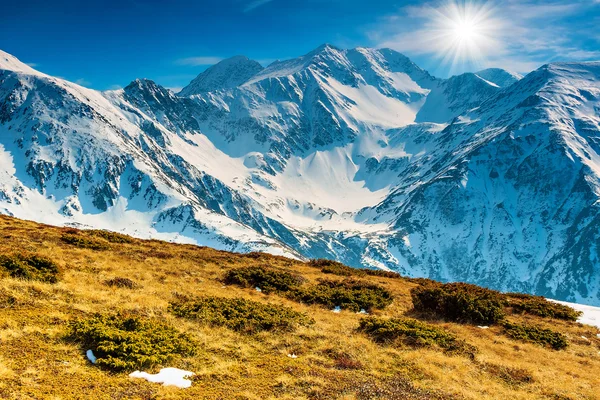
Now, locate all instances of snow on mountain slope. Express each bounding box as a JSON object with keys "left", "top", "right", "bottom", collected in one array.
[
  {"left": 184, "top": 45, "right": 437, "bottom": 174},
  {"left": 475, "top": 68, "right": 522, "bottom": 88},
  {"left": 0, "top": 50, "right": 43, "bottom": 76},
  {"left": 0, "top": 54, "right": 301, "bottom": 258},
  {"left": 179, "top": 56, "right": 264, "bottom": 96},
  {"left": 364, "top": 62, "right": 600, "bottom": 304},
  {"left": 1, "top": 47, "right": 600, "bottom": 305},
  {"left": 416, "top": 72, "right": 501, "bottom": 123}
]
